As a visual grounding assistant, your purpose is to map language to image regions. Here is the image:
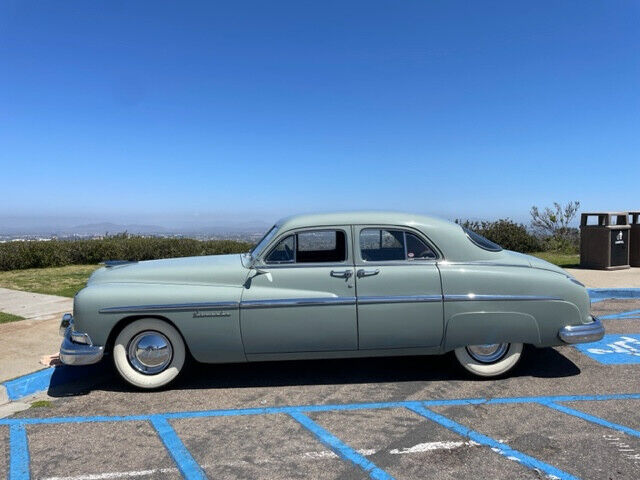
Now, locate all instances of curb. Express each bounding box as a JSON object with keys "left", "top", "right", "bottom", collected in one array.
[
  {"left": 0, "top": 364, "right": 102, "bottom": 405},
  {"left": 587, "top": 288, "right": 640, "bottom": 303},
  {"left": 2, "top": 368, "right": 55, "bottom": 403}
]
